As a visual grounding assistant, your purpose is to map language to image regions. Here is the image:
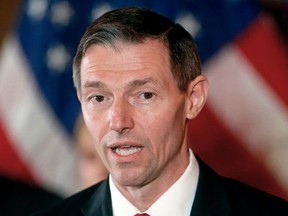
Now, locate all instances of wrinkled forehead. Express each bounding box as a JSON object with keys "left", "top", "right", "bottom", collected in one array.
[
  {"left": 79, "top": 39, "right": 173, "bottom": 89},
  {"left": 81, "top": 39, "right": 170, "bottom": 71},
  {"left": 83, "top": 36, "right": 168, "bottom": 55}
]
